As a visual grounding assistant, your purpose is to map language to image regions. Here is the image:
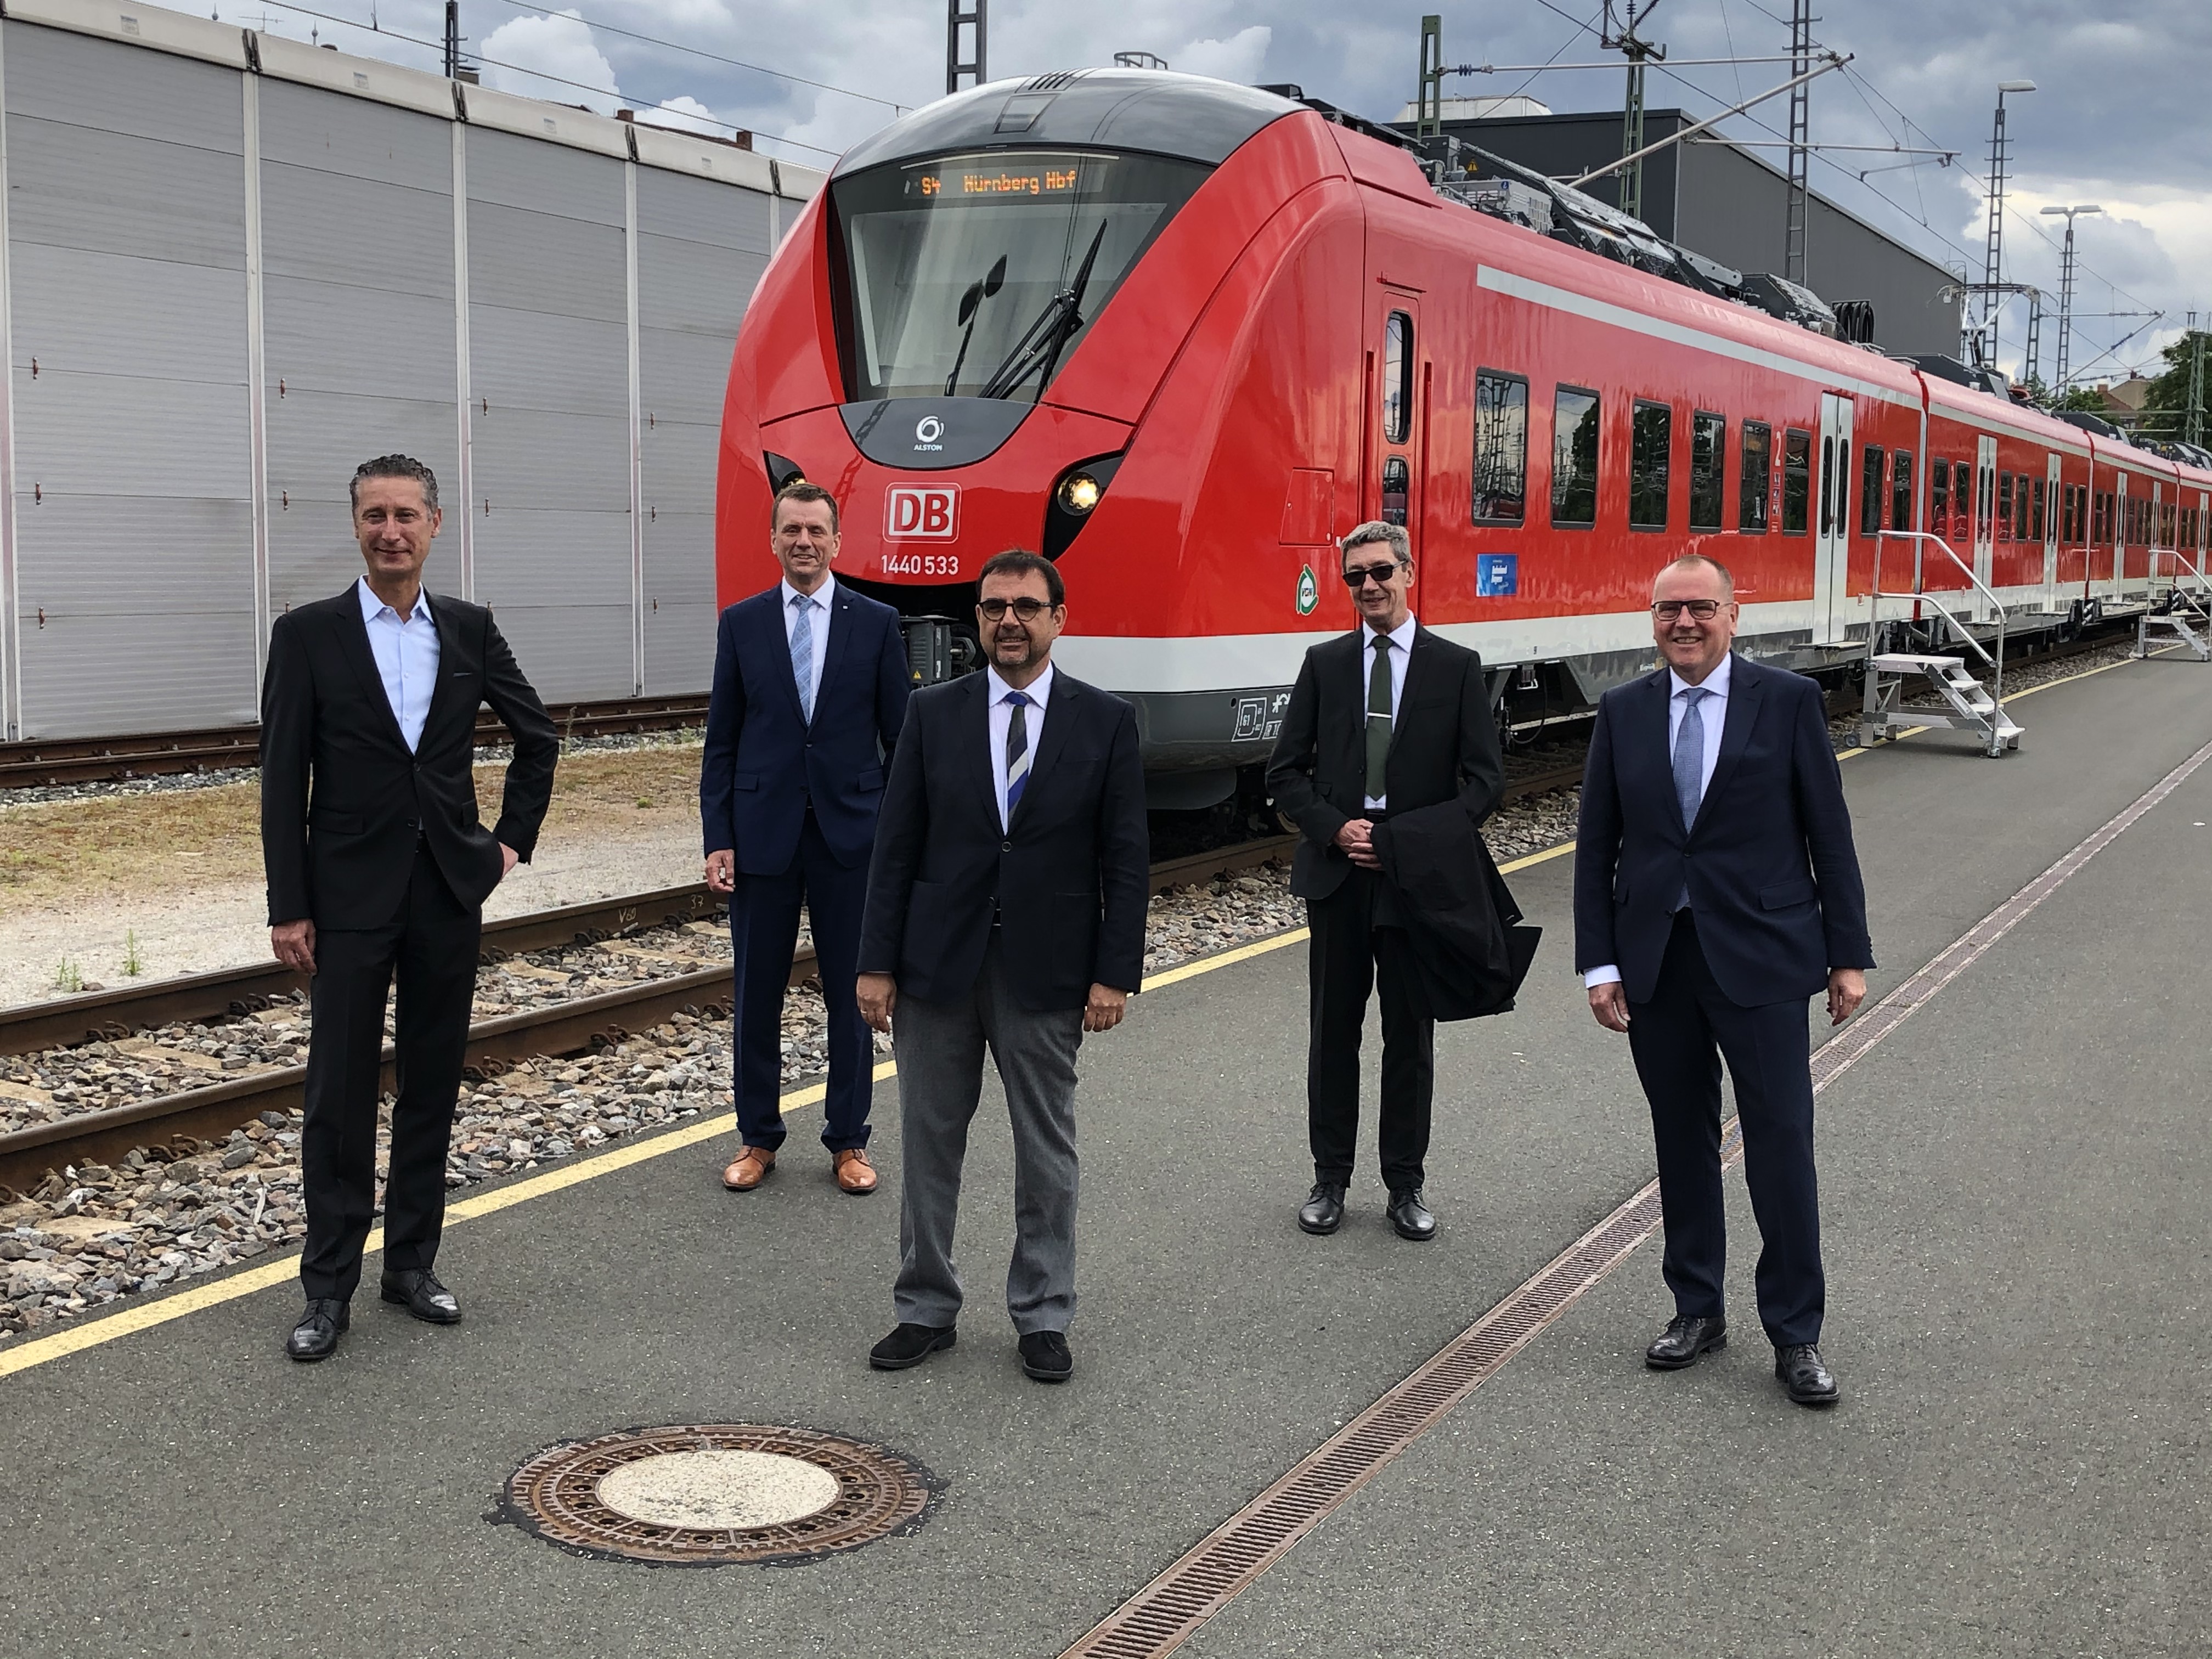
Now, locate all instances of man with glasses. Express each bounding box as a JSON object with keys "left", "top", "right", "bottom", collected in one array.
[
  {"left": 857, "top": 550, "right": 1148, "bottom": 1383},
  {"left": 1573, "top": 554, "right": 1872, "bottom": 1407},
  {"left": 1267, "top": 522, "right": 1504, "bottom": 1243},
  {"left": 701, "top": 481, "right": 911, "bottom": 1196}
]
